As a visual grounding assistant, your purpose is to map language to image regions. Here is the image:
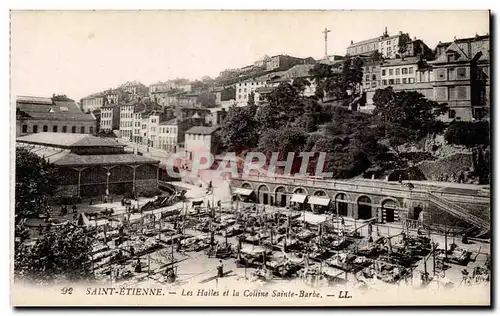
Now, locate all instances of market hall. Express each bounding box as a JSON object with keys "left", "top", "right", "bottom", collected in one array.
[{"left": 16, "top": 132, "right": 160, "bottom": 198}]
